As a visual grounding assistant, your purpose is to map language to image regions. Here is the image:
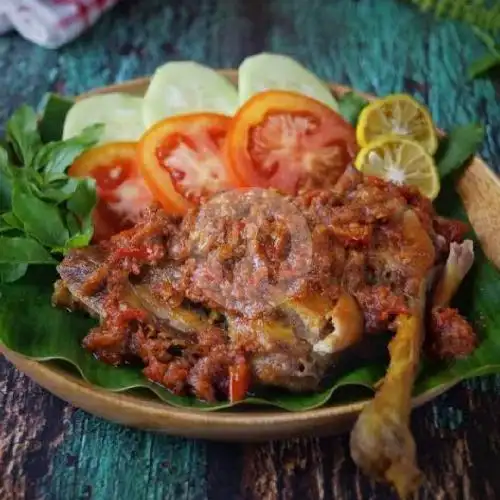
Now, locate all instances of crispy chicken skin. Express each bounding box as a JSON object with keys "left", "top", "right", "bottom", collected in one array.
[
  {"left": 350, "top": 210, "right": 435, "bottom": 498},
  {"left": 350, "top": 215, "right": 476, "bottom": 497}
]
